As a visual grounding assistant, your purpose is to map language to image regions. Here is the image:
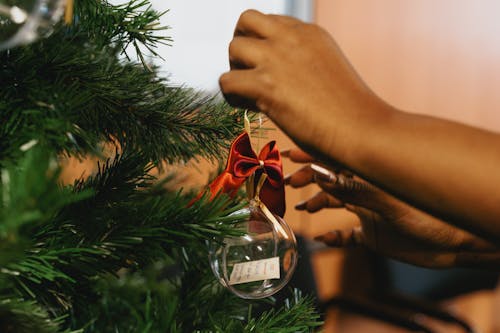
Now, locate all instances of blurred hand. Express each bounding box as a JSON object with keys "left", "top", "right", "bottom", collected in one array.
[{"left": 283, "top": 148, "right": 499, "bottom": 268}]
